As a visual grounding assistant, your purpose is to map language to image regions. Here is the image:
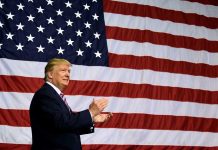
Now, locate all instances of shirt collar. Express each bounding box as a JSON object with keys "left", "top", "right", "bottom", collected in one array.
[{"left": 46, "top": 81, "right": 62, "bottom": 95}]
